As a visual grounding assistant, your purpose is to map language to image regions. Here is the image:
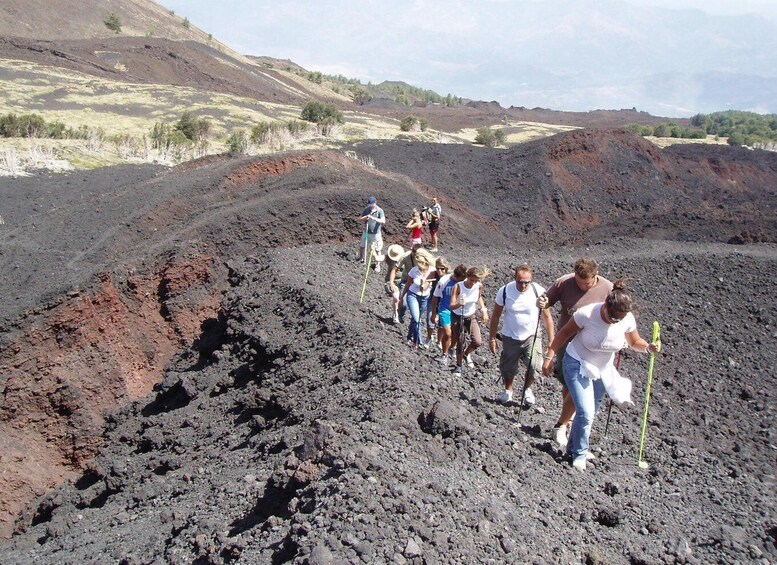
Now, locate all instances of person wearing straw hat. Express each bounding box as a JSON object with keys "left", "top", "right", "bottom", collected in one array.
[
  {"left": 541, "top": 278, "right": 659, "bottom": 471},
  {"left": 358, "top": 196, "right": 385, "bottom": 270},
  {"left": 384, "top": 244, "right": 406, "bottom": 324}
]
